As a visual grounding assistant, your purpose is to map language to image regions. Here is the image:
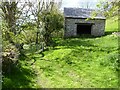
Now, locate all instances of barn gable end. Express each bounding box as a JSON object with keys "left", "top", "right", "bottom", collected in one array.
[{"left": 64, "top": 8, "right": 106, "bottom": 37}]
